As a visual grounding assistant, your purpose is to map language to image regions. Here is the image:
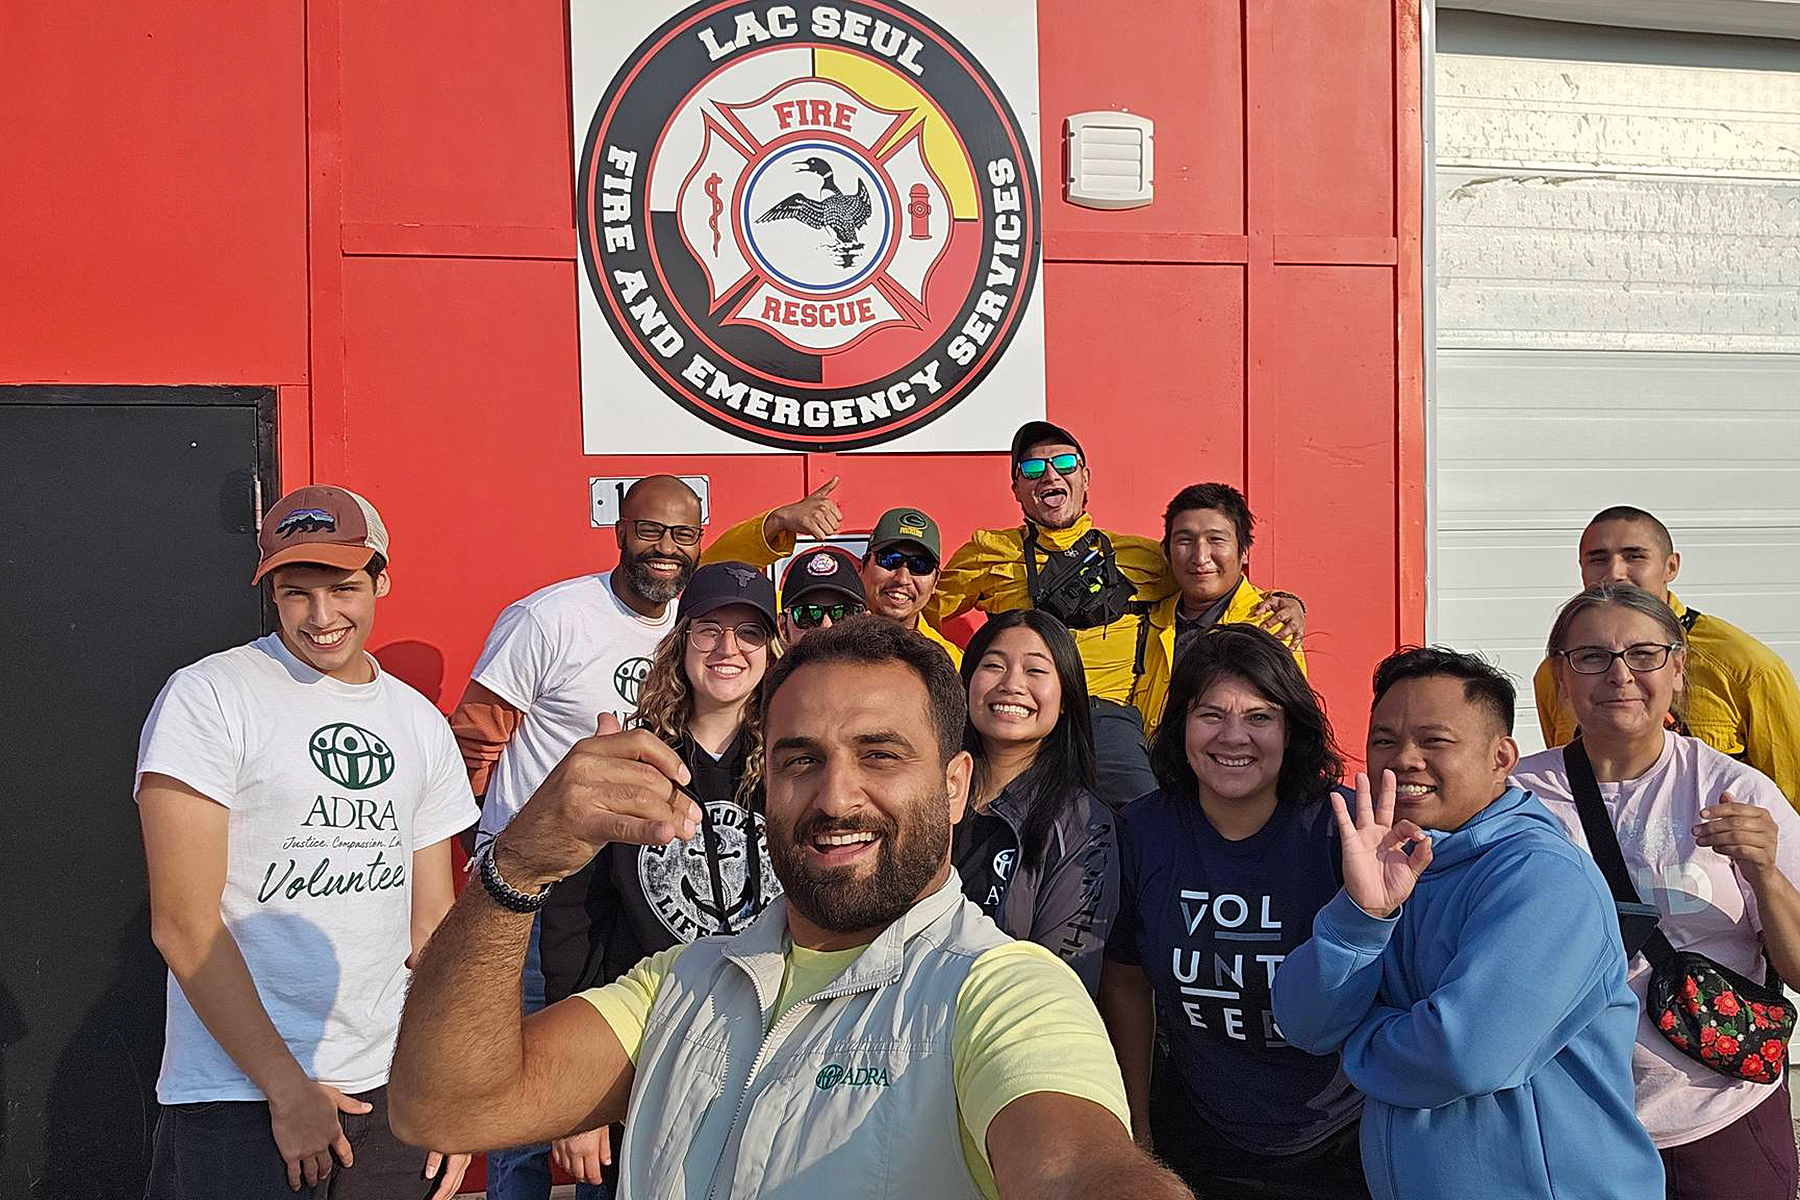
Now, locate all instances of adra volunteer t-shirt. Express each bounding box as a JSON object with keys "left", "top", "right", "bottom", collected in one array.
[
  {"left": 136, "top": 634, "right": 477, "bottom": 1104},
  {"left": 472, "top": 571, "right": 674, "bottom": 848}
]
